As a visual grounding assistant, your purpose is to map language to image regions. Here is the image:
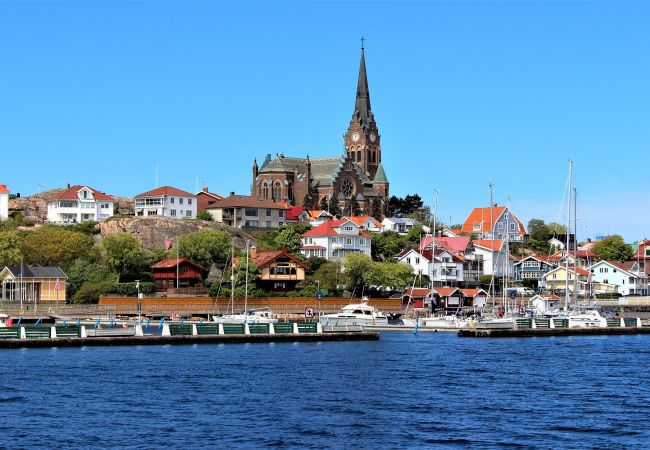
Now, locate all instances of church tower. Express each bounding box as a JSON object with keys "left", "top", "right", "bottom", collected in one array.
[{"left": 344, "top": 42, "right": 381, "bottom": 179}]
